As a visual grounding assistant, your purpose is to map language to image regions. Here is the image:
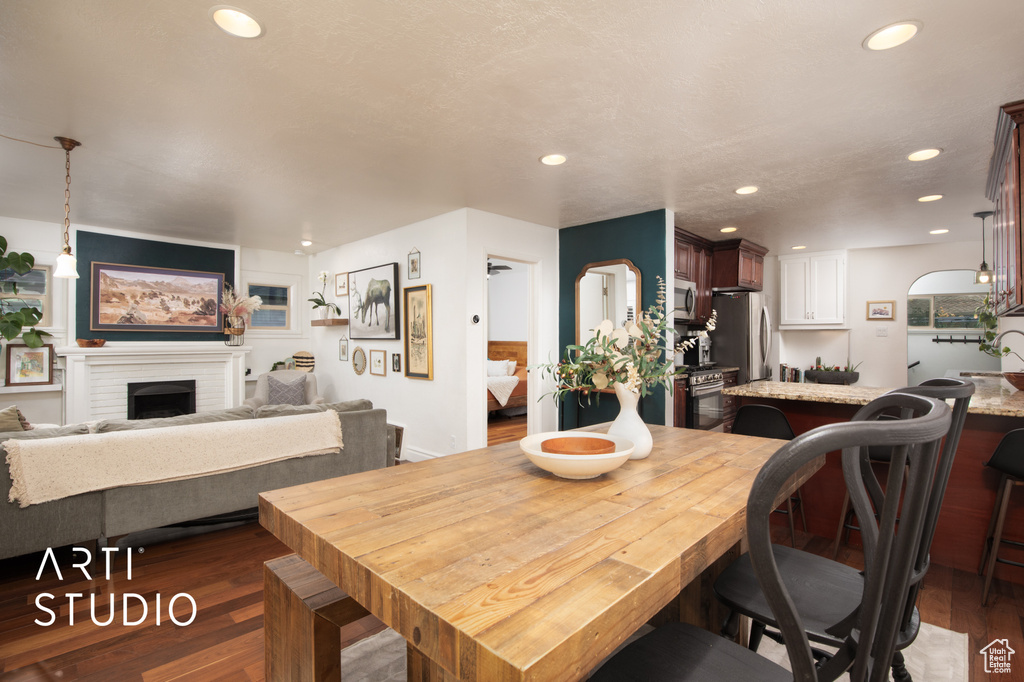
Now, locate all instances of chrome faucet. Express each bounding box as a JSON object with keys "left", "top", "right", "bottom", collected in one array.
[{"left": 991, "top": 329, "right": 1024, "bottom": 345}]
